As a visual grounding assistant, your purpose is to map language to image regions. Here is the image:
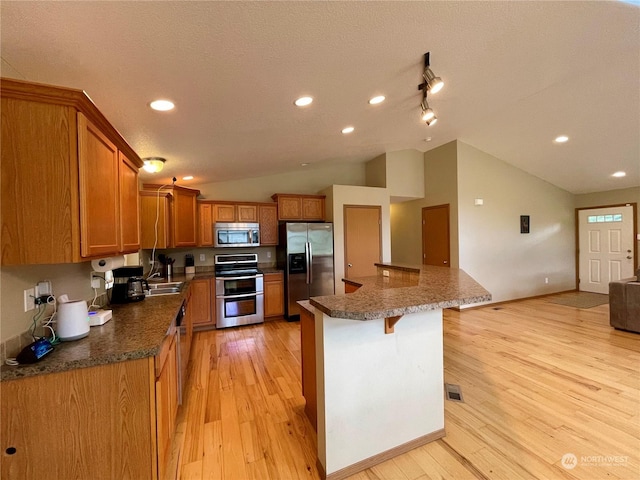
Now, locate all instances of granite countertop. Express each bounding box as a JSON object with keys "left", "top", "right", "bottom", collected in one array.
[
  {"left": 1, "top": 287, "right": 188, "bottom": 381},
  {"left": 309, "top": 264, "right": 491, "bottom": 321}
]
